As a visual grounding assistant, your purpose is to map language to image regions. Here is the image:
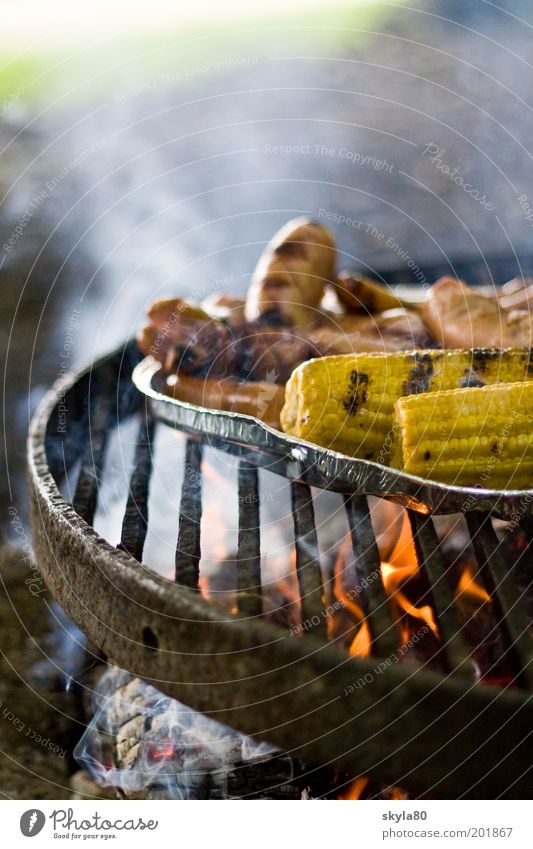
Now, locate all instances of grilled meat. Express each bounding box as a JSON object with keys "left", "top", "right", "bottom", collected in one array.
[{"left": 423, "top": 276, "right": 533, "bottom": 348}]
